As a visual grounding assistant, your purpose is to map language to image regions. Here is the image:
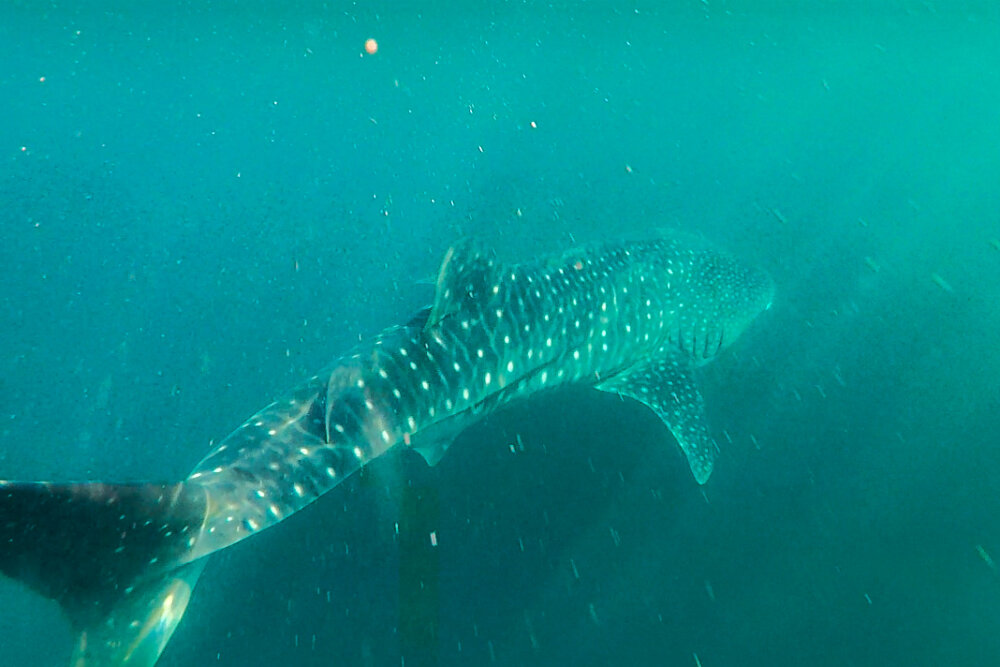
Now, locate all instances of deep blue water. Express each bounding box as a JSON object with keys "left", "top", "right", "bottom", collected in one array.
[{"left": 2, "top": 2, "right": 999, "bottom": 666}]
